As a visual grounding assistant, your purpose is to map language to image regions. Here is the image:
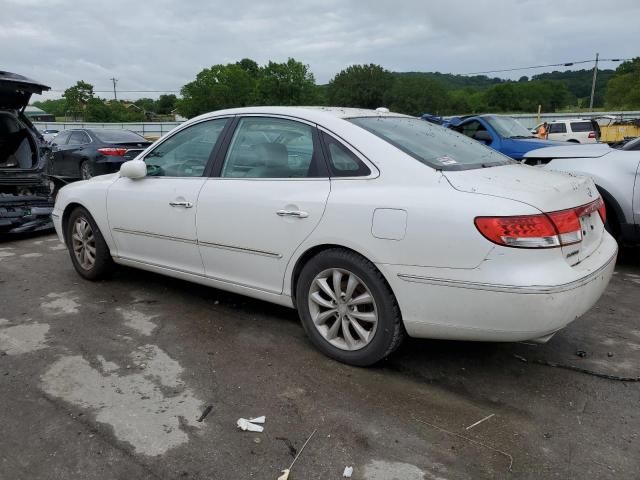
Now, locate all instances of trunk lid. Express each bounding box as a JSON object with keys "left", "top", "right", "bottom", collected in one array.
[
  {"left": 444, "top": 163, "right": 605, "bottom": 265},
  {"left": 0, "top": 71, "right": 50, "bottom": 110}
]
